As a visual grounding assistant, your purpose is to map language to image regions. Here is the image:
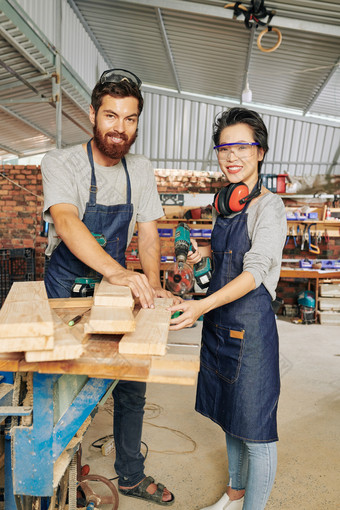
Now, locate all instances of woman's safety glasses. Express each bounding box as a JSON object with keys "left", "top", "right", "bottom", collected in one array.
[
  {"left": 99, "top": 68, "right": 142, "bottom": 89},
  {"left": 214, "top": 142, "right": 259, "bottom": 160}
]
